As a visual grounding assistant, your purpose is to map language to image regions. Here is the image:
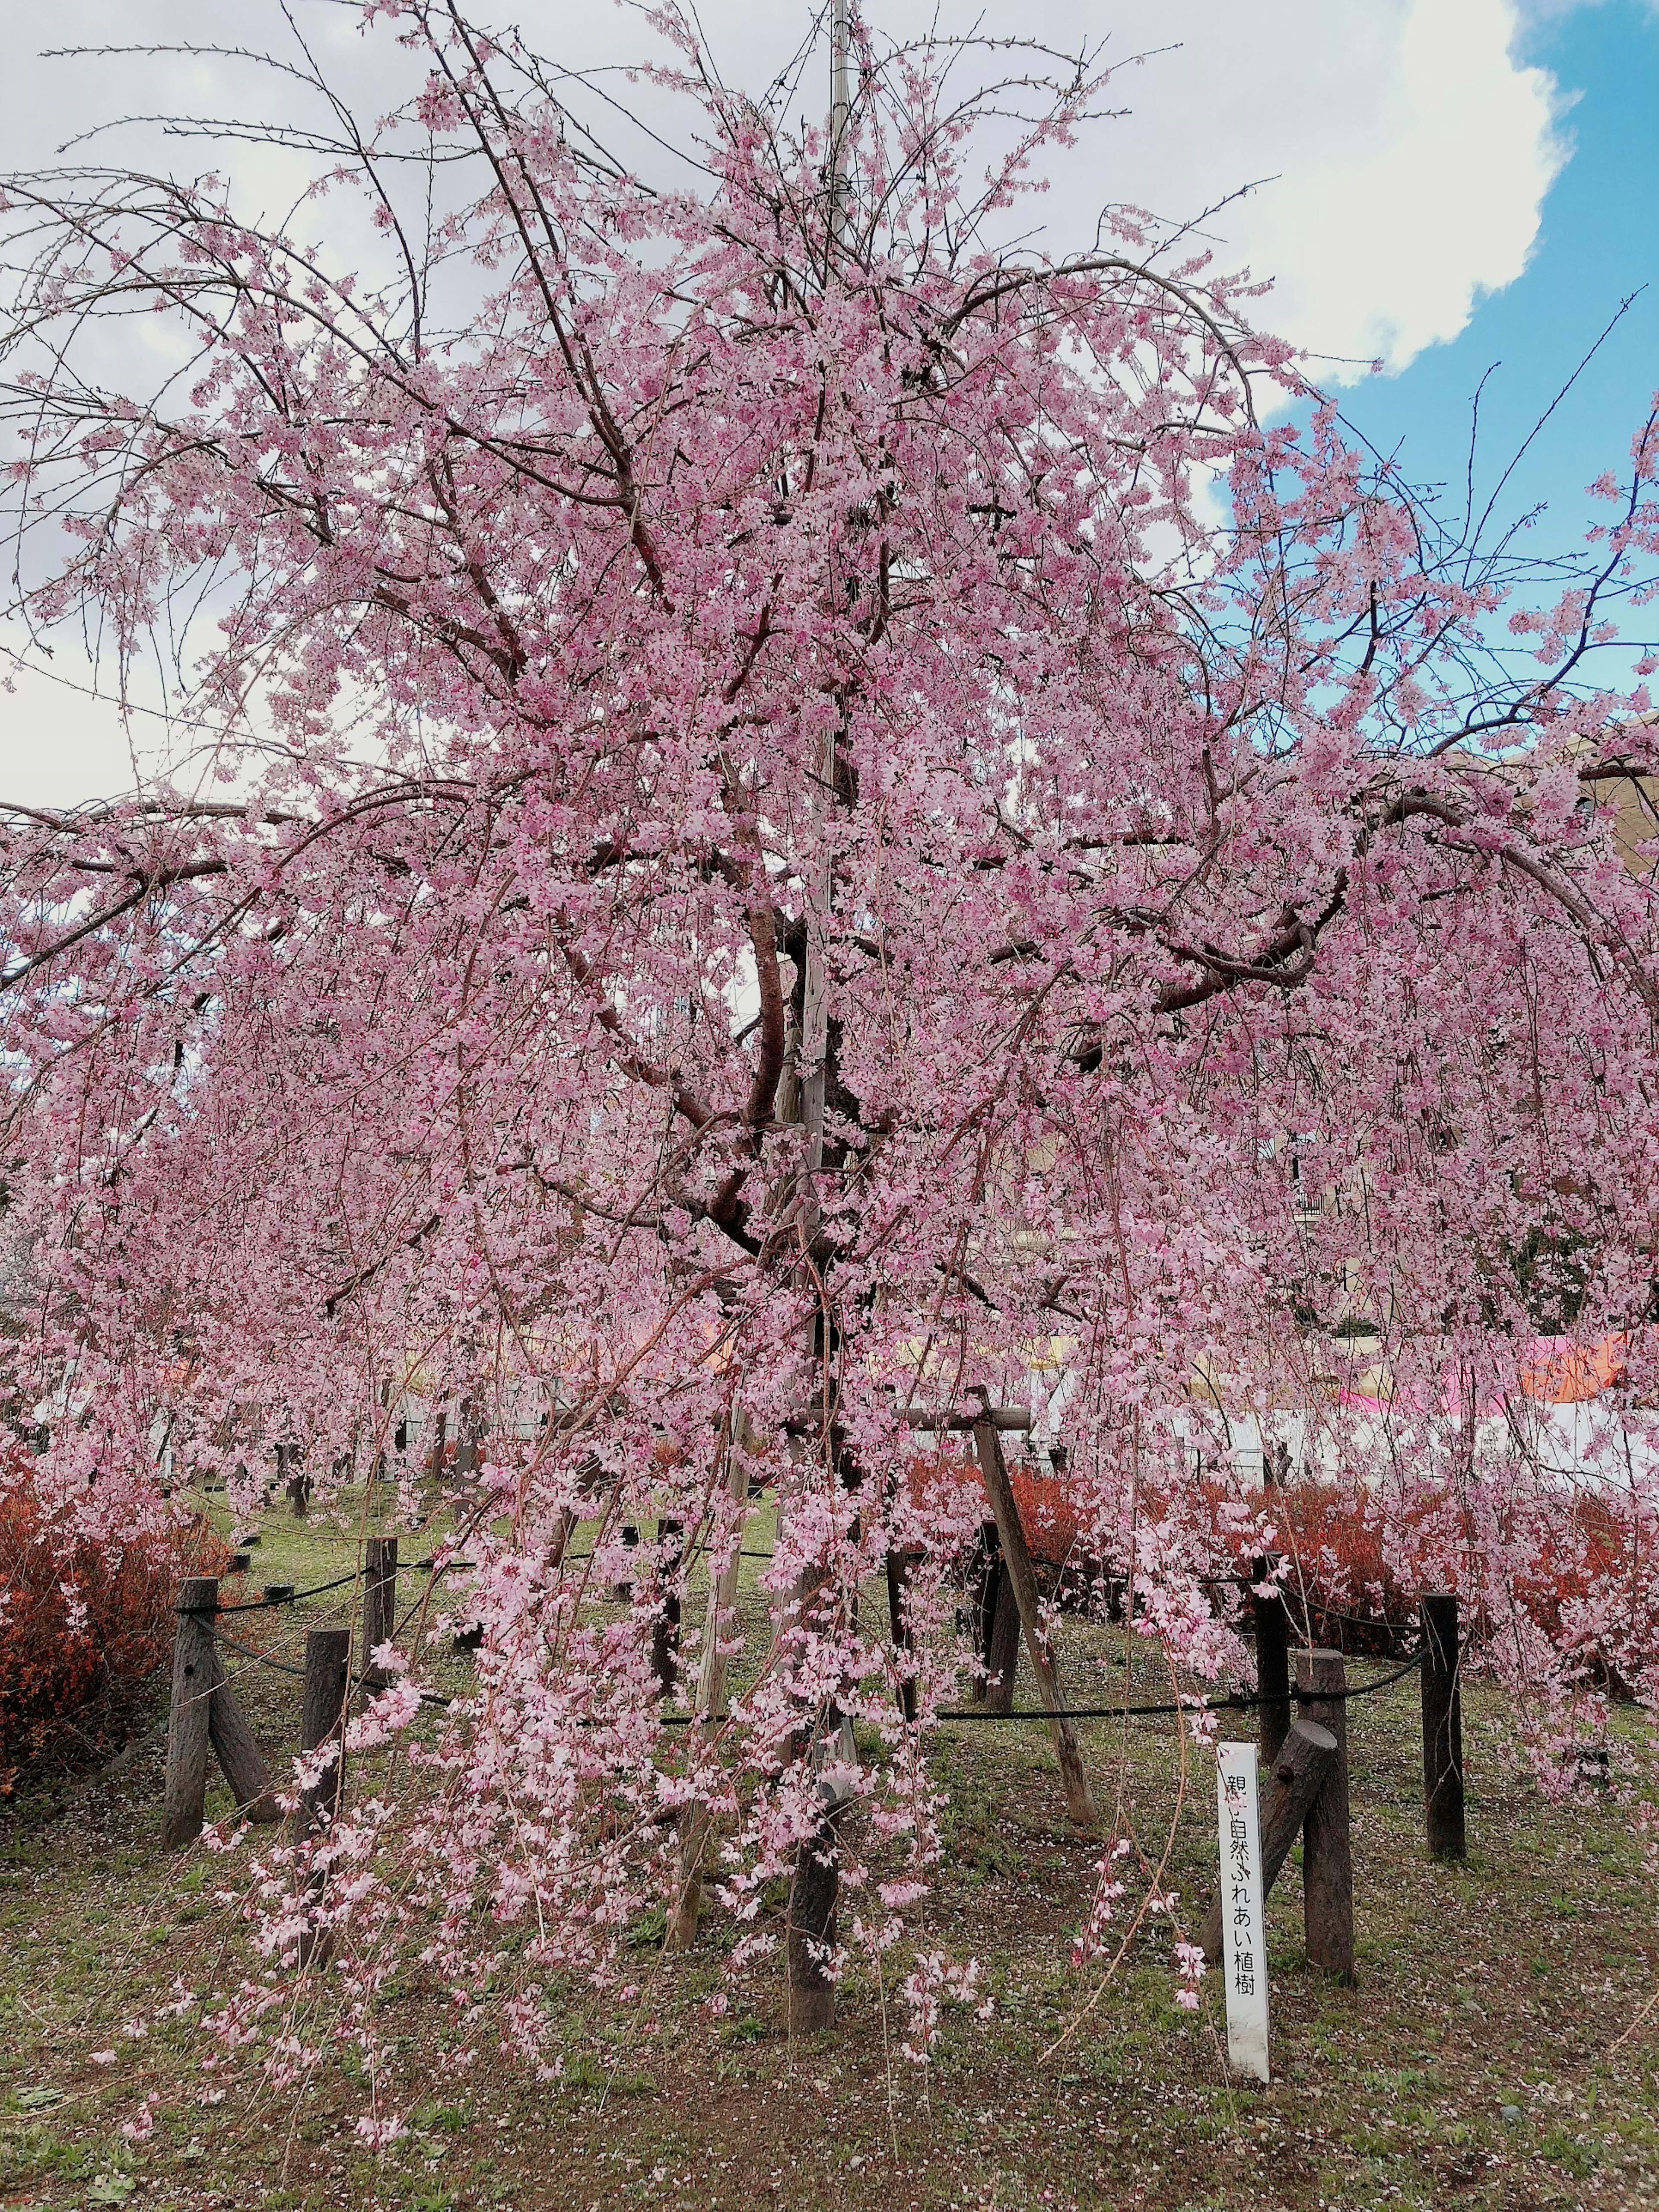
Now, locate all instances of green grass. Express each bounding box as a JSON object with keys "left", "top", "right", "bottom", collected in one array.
[{"left": 3, "top": 1487, "right": 1658, "bottom": 2209}]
